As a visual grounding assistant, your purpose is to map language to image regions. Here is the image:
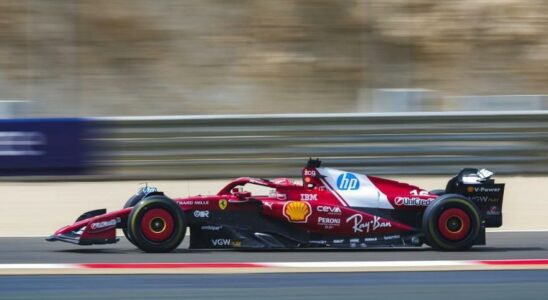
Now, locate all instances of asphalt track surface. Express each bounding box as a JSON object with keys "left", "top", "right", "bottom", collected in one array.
[
  {"left": 1, "top": 271, "right": 548, "bottom": 300},
  {"left": 1, "top": 232, "right": 548, "bottom": 299},
  {"left": 1, "top": 232, "right": 547, "bottom": 263}
]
